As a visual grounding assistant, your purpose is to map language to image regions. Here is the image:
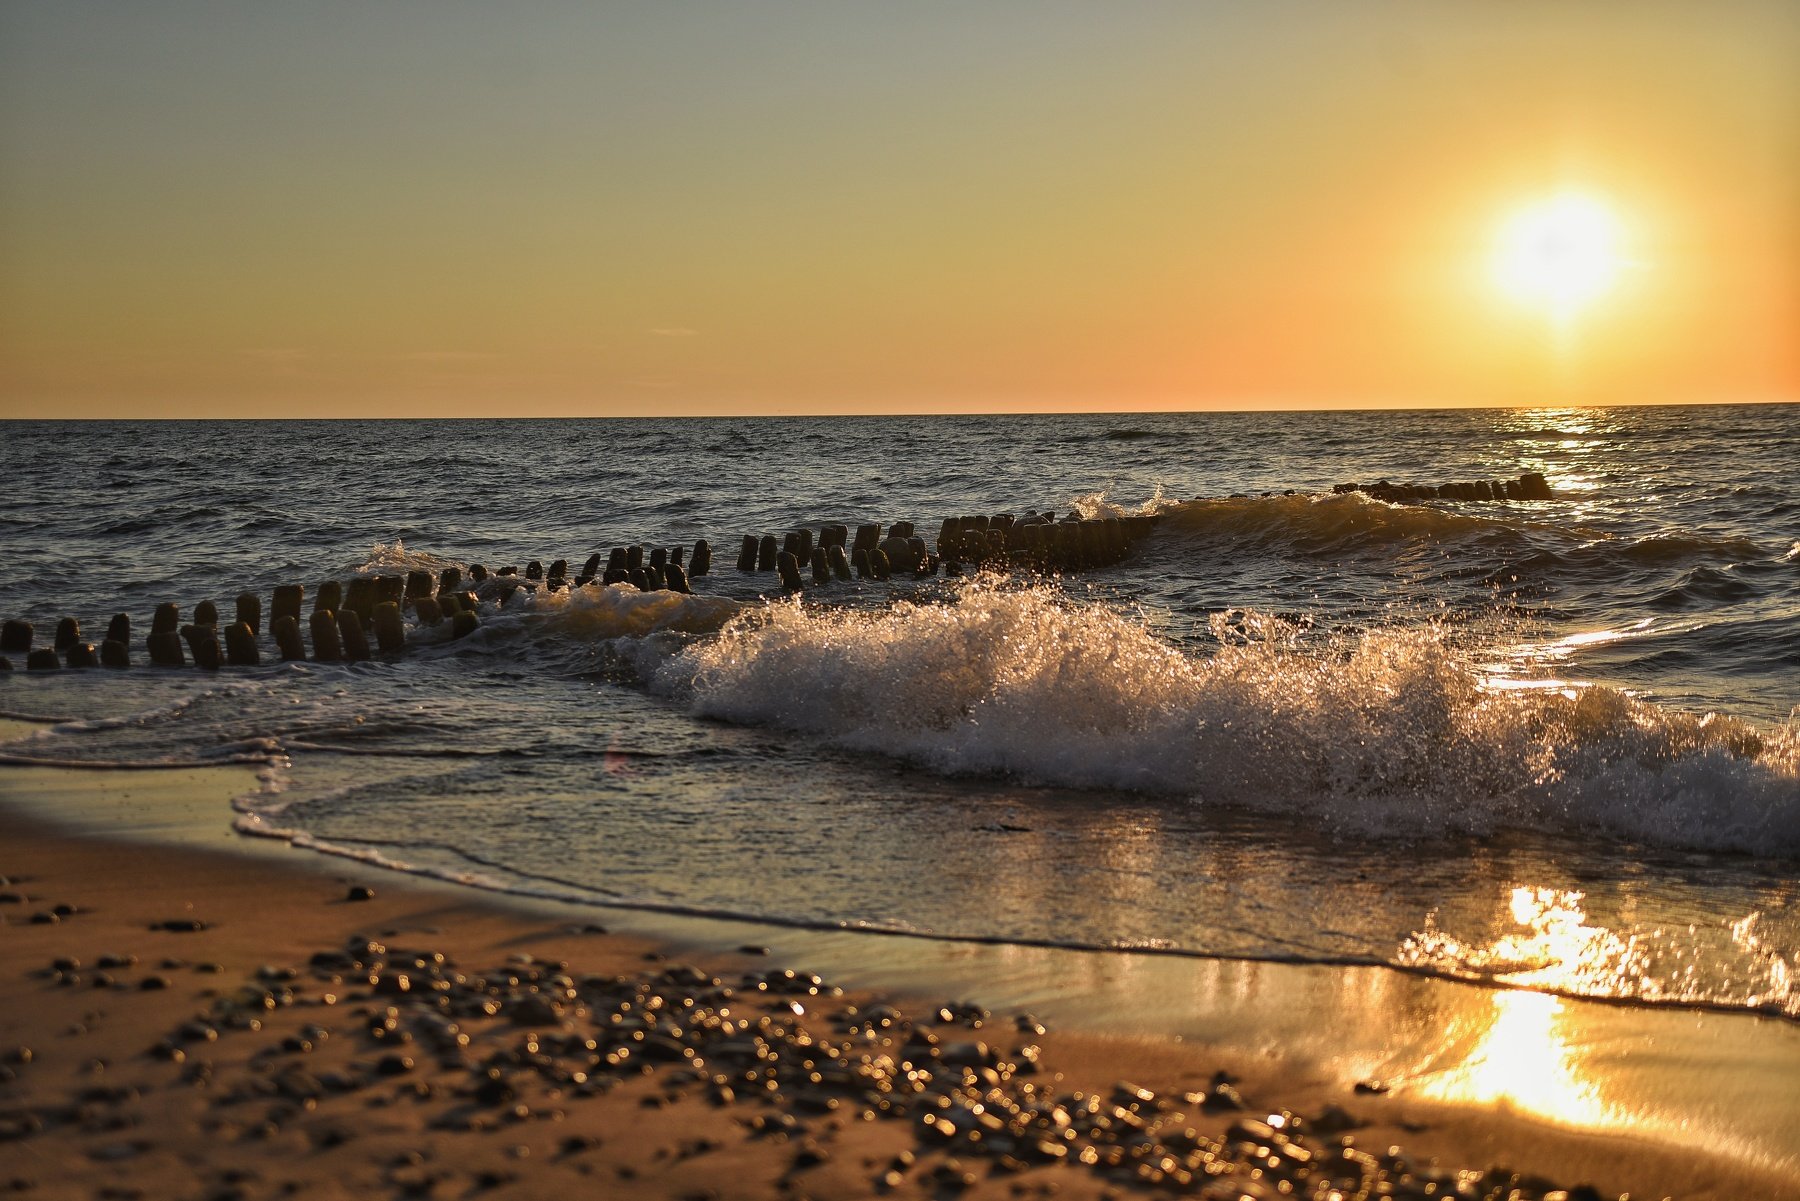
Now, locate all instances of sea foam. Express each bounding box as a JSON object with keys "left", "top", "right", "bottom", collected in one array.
[{"left": 653, "top": 582, "right": 1799, "bottom": 856}]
